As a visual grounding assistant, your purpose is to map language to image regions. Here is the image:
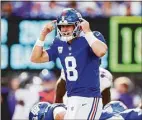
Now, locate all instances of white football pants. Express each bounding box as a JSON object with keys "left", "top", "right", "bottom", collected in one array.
[{"left": 64, "top": 96, "right": 103, "bottom": 120}]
